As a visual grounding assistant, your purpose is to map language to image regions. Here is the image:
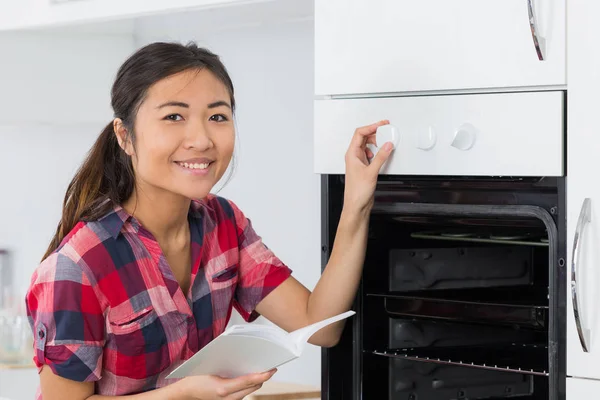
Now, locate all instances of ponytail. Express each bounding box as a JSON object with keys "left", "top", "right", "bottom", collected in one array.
[{"left": 41, "top": 122, "right": 135, "bottom": 261}]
